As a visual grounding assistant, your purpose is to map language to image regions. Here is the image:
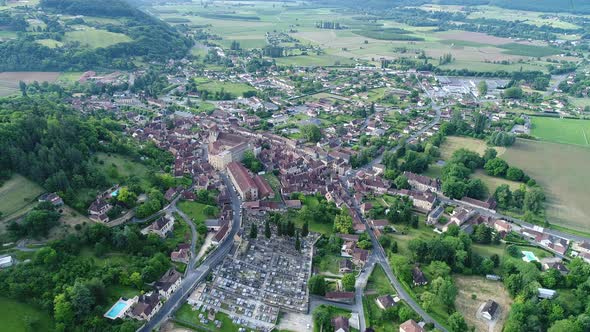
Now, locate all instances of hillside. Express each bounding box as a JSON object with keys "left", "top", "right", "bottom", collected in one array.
[{"left": 0, "top": 0, "right": 193, "bottom": 71}]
